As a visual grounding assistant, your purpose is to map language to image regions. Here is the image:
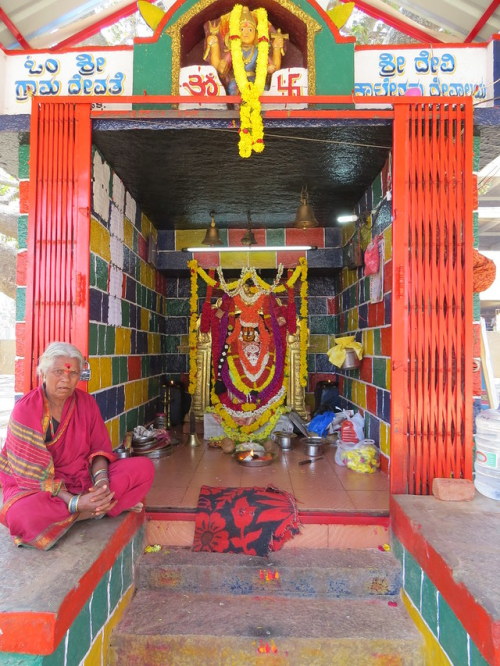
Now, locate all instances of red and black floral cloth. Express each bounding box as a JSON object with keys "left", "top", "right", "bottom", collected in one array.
[{"left": 192, "top": 485, "right": 301, "bottom": 557}]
